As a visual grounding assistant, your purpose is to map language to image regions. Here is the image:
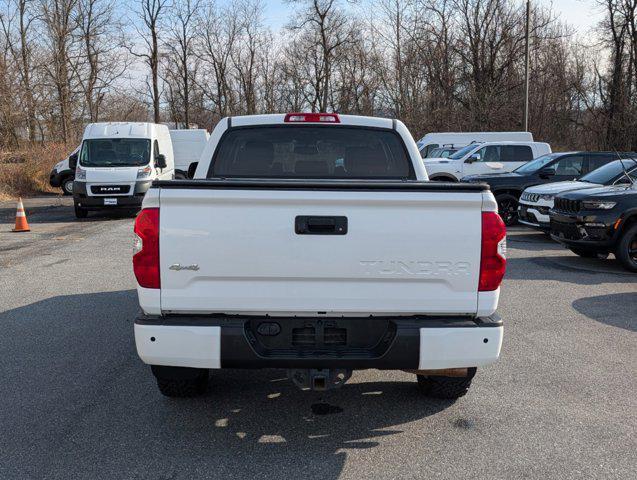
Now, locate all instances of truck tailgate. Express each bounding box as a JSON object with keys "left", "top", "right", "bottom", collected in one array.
[{"left": 158, "top": 184, "right": 483, "bottom": 315}]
